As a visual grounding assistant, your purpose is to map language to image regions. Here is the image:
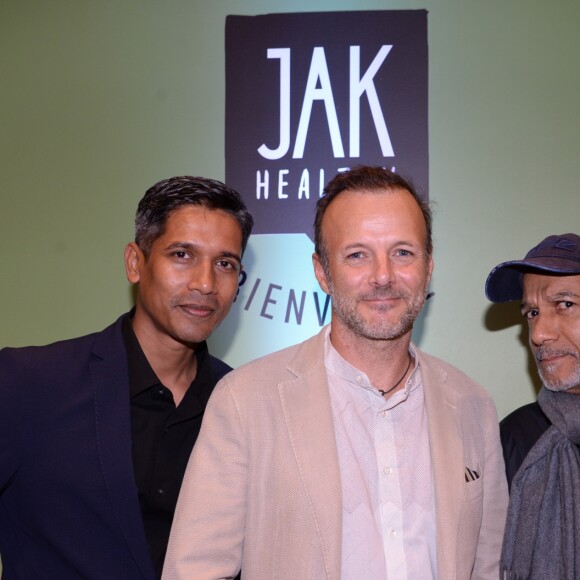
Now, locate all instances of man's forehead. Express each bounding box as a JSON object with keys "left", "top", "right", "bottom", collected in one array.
[
  {"left": 154, "top": 205, "right": 243, "bottom": 249},
  {"left": 326, "top": 187, "right": 420, "bottom": 217},
  {"left": 338, "top": 186, "right": 411, "bottom": 200},
  {"left": 522, "top": 272, "right": 580, "bottom": 296}
]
